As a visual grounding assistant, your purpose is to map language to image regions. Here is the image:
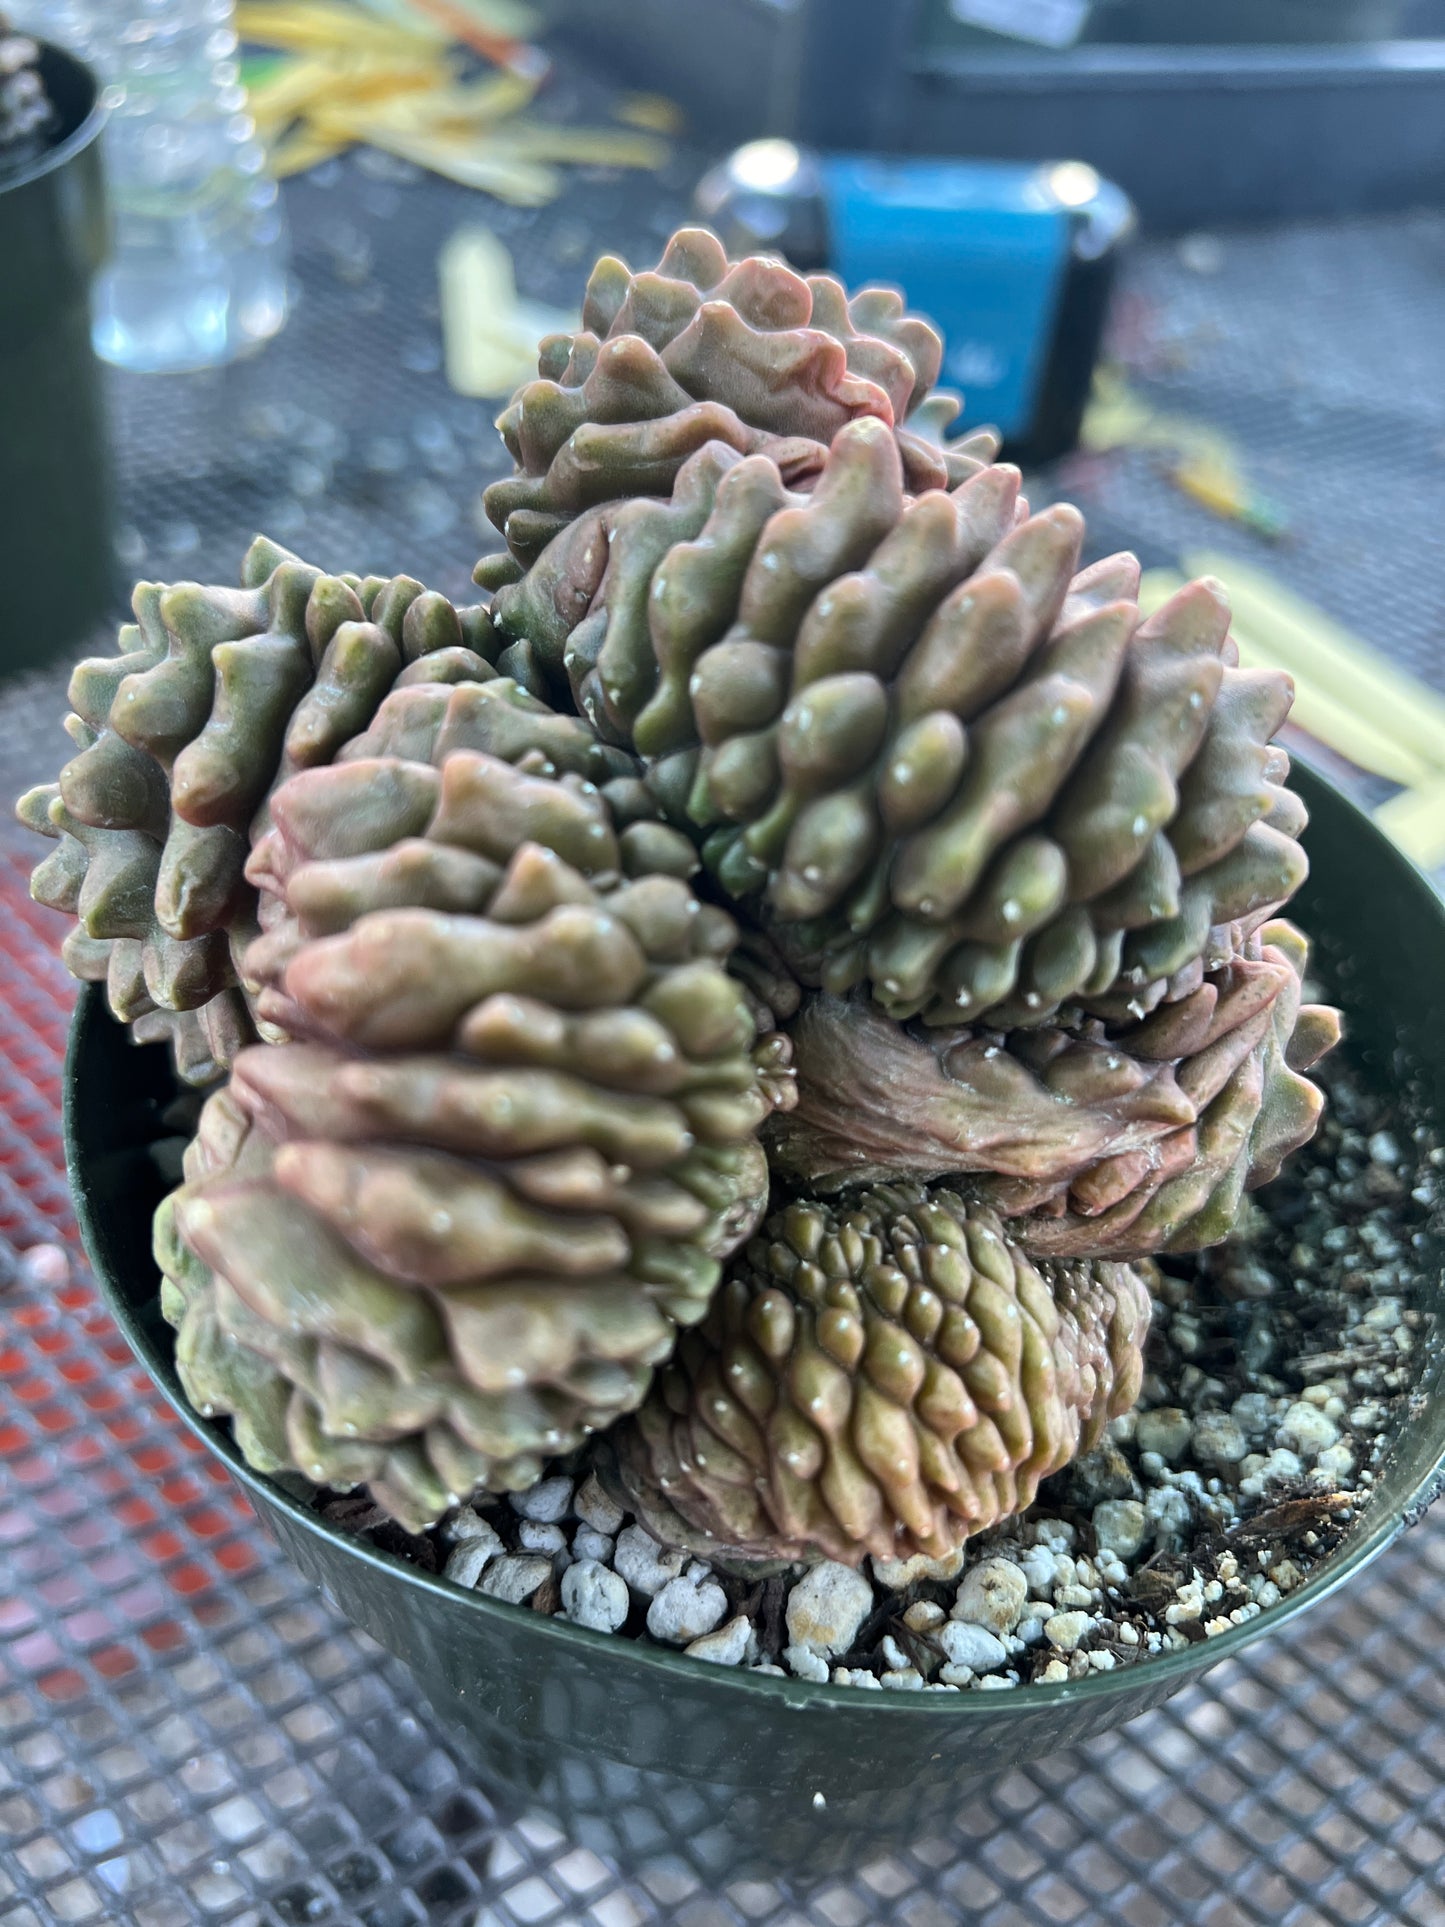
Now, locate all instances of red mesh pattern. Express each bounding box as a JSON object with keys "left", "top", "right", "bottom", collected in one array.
[{"left": 0, "top": 850, "right": 263, "bottom": 1698}]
